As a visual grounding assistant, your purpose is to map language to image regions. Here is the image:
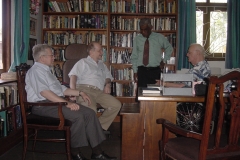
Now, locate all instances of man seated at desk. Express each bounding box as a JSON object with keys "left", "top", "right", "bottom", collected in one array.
[{"left": 157, "top": 43, "right": 211, "bottom": 88}]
